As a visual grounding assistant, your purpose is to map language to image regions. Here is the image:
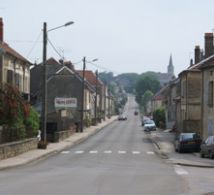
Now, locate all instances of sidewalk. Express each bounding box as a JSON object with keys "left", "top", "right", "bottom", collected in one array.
[
  {"left": 147, "top": 130, "right": 214, "bottom": 168},
  {"left": 0, "top": 116, "right": 117, "bottom": 170}
]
